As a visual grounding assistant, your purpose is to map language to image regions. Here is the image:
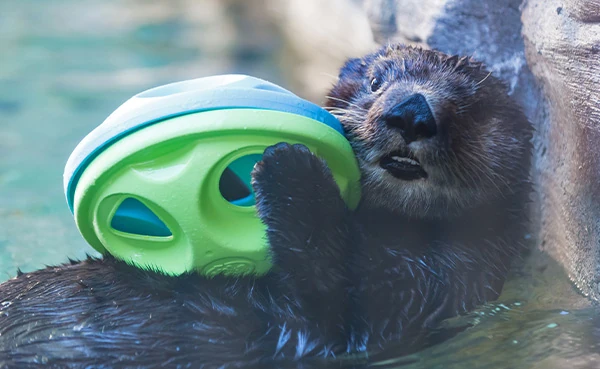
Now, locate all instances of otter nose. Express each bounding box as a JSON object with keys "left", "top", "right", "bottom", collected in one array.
[{"left": 382, "top": 93, "right": 437, "bottom": 144}]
